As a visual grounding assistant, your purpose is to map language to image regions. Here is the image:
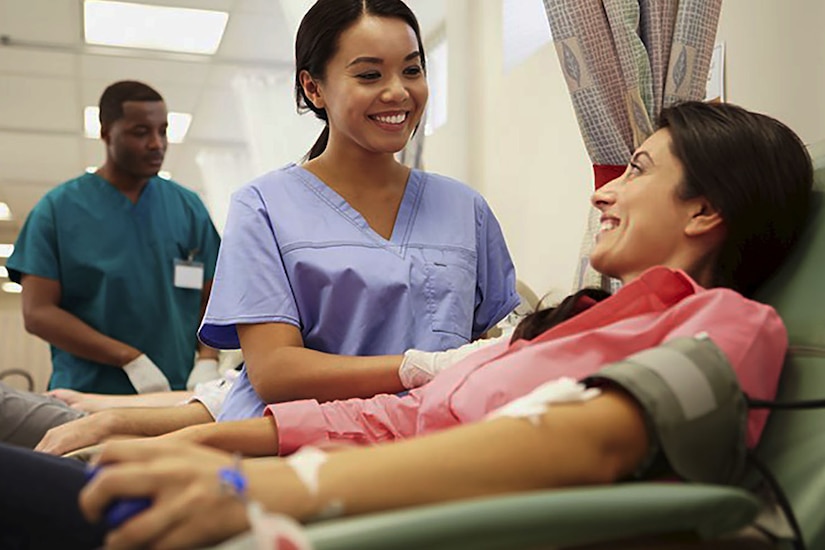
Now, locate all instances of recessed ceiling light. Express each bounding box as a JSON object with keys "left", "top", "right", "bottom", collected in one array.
[
  {"left": 0, "top": 202, "right": 11, "bottom": 221},
  {"left": 158, "top": 171, "right": 172, "bottom": 180},
  {"left": 84, "top": 0, "right": 229, "bottom": 55},
  {"left": 2, "top": 282, "right": 22, "bottom": 294},
  {"left": 84, "top": 106, "right": 192, "bottom": 144},
  {"left": 86, "top": 166, "right": 98, "bottom": 174},
  {"left": 0, "top": 244, "right": 13, "bottom": 258},
  {"left": 0, "top": 266, "right": 8, "bottom": 278}
]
